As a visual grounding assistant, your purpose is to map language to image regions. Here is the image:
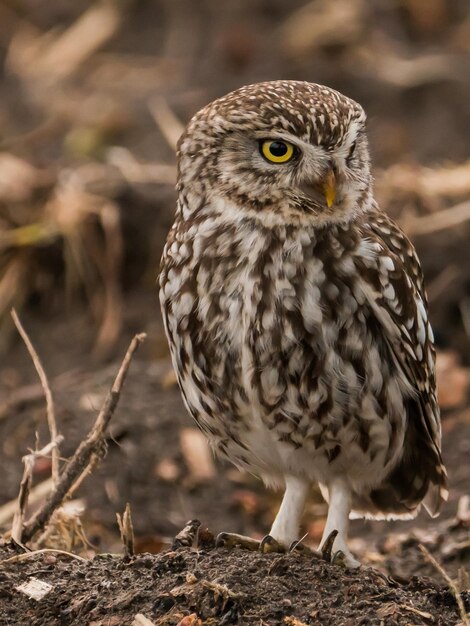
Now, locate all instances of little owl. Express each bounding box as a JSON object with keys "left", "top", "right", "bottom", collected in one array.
[{"left": 159, "top": 81, "right": 447, "bottom": 567}]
